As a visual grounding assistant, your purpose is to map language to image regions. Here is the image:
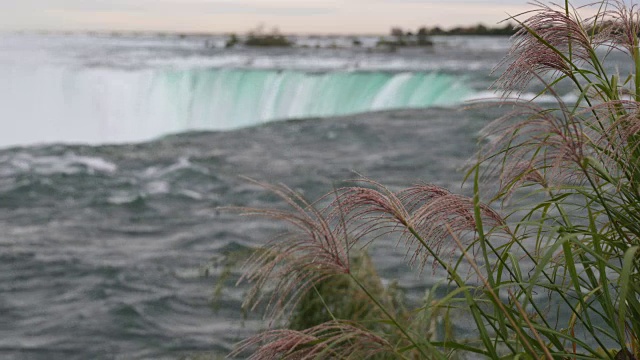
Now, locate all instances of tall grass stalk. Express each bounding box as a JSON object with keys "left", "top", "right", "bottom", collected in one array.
[{"left": 229, "top": 1, "right": 640, "bottom": 358}]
